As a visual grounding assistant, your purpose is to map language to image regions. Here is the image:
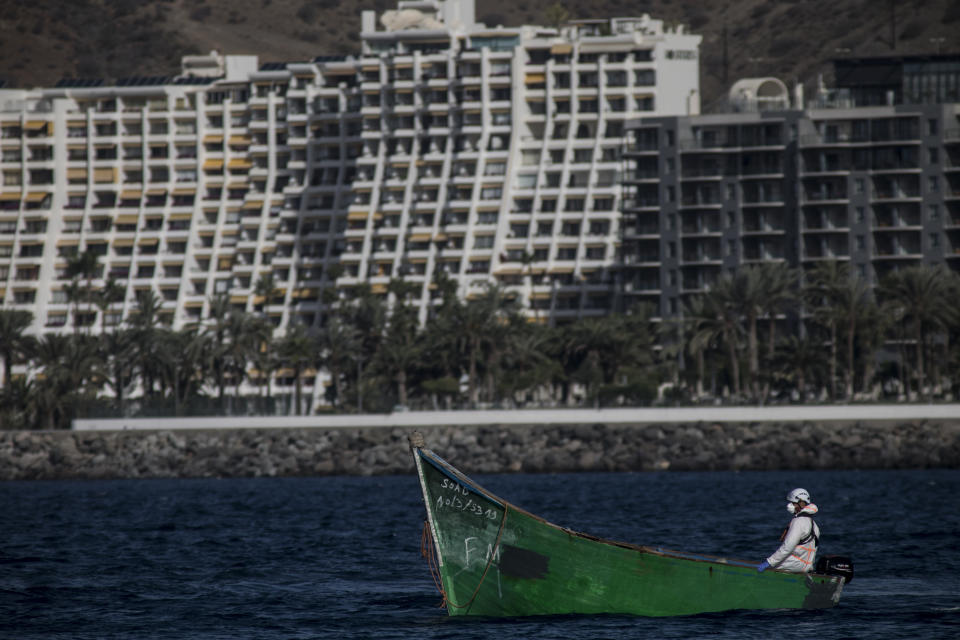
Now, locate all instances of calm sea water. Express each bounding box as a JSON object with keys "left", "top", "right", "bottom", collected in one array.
[{"left": 2, "top": 468, "right": 958, "bottom": 639}]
